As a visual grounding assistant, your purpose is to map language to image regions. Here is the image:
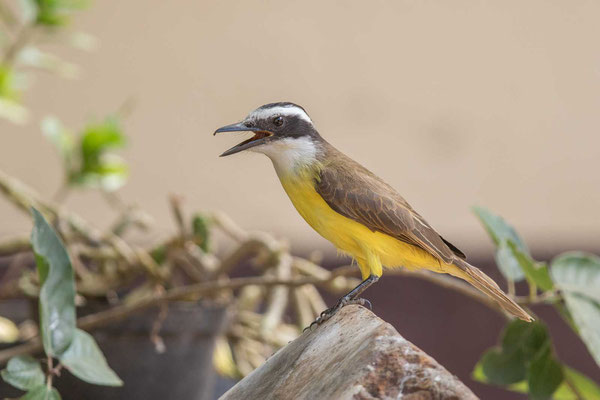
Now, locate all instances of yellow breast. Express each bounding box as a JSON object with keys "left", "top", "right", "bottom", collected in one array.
[{"left": 278, "top": 169, "right": 447, "bottom": 279}]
